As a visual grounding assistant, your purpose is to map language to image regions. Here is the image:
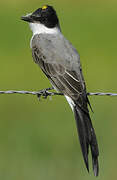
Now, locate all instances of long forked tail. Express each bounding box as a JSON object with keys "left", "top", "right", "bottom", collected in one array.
[{"left": 74, "top": 105, "right": 99, "bottom": 176}]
